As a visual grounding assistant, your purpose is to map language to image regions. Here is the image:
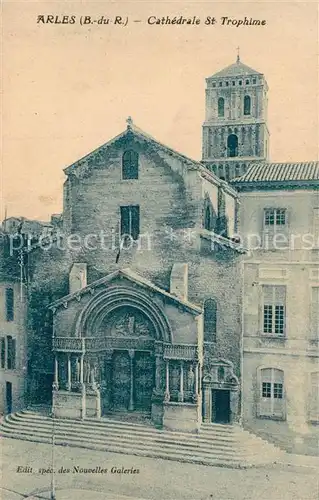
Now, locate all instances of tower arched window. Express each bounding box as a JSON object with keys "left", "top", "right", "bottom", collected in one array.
[
  {"left": 218, "top": 97, "right": 225, "bottom": 117},
  {"left": 244, "top": 95, "right": 251, "bottom": 115},
  {"left": 204, "top": 299, "right": 217, "bottom": 342},
  {"left": 227, "top": 134, "right": 238, "bottom": 157},
  {"left": 122, "top": 150, "right": 139, "bottom": 180}
]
